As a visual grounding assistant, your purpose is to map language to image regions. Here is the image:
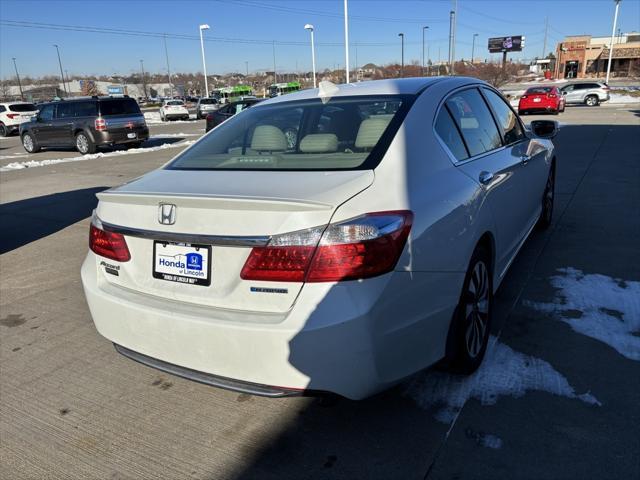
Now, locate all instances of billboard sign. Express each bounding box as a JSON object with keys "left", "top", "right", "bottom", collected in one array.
[
  {"left": 488, "top": 36, "right": 525, "bottom": 53},
  {"left": 107, "top": 85, "right": 125, "bottom": 95}
]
